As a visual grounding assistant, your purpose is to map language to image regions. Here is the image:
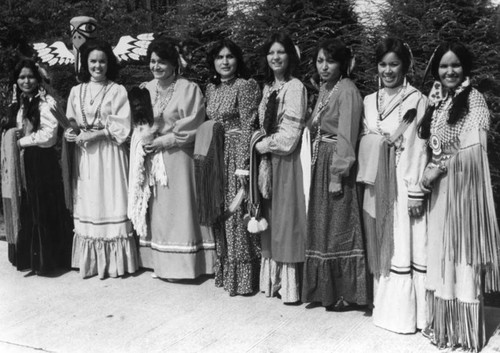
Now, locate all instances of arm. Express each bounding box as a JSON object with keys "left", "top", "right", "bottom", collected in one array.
[
  {"left": 256, "top": 81, "right": 307, "bottom": 155},
  {"left": 148, "top": 81, "right": 205, "bottom": 151},
  {"left": 401, "top": 95, "right": 428, "bottom": 216},
  {"left": 236, "top": 79, "right": 261, "bottom": 173},
  {"left": 329, "top": 84, "right": 363, "bottom": 193},
  {"left": 18, "top": 96, "right": 58, "bottom": 148}
]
